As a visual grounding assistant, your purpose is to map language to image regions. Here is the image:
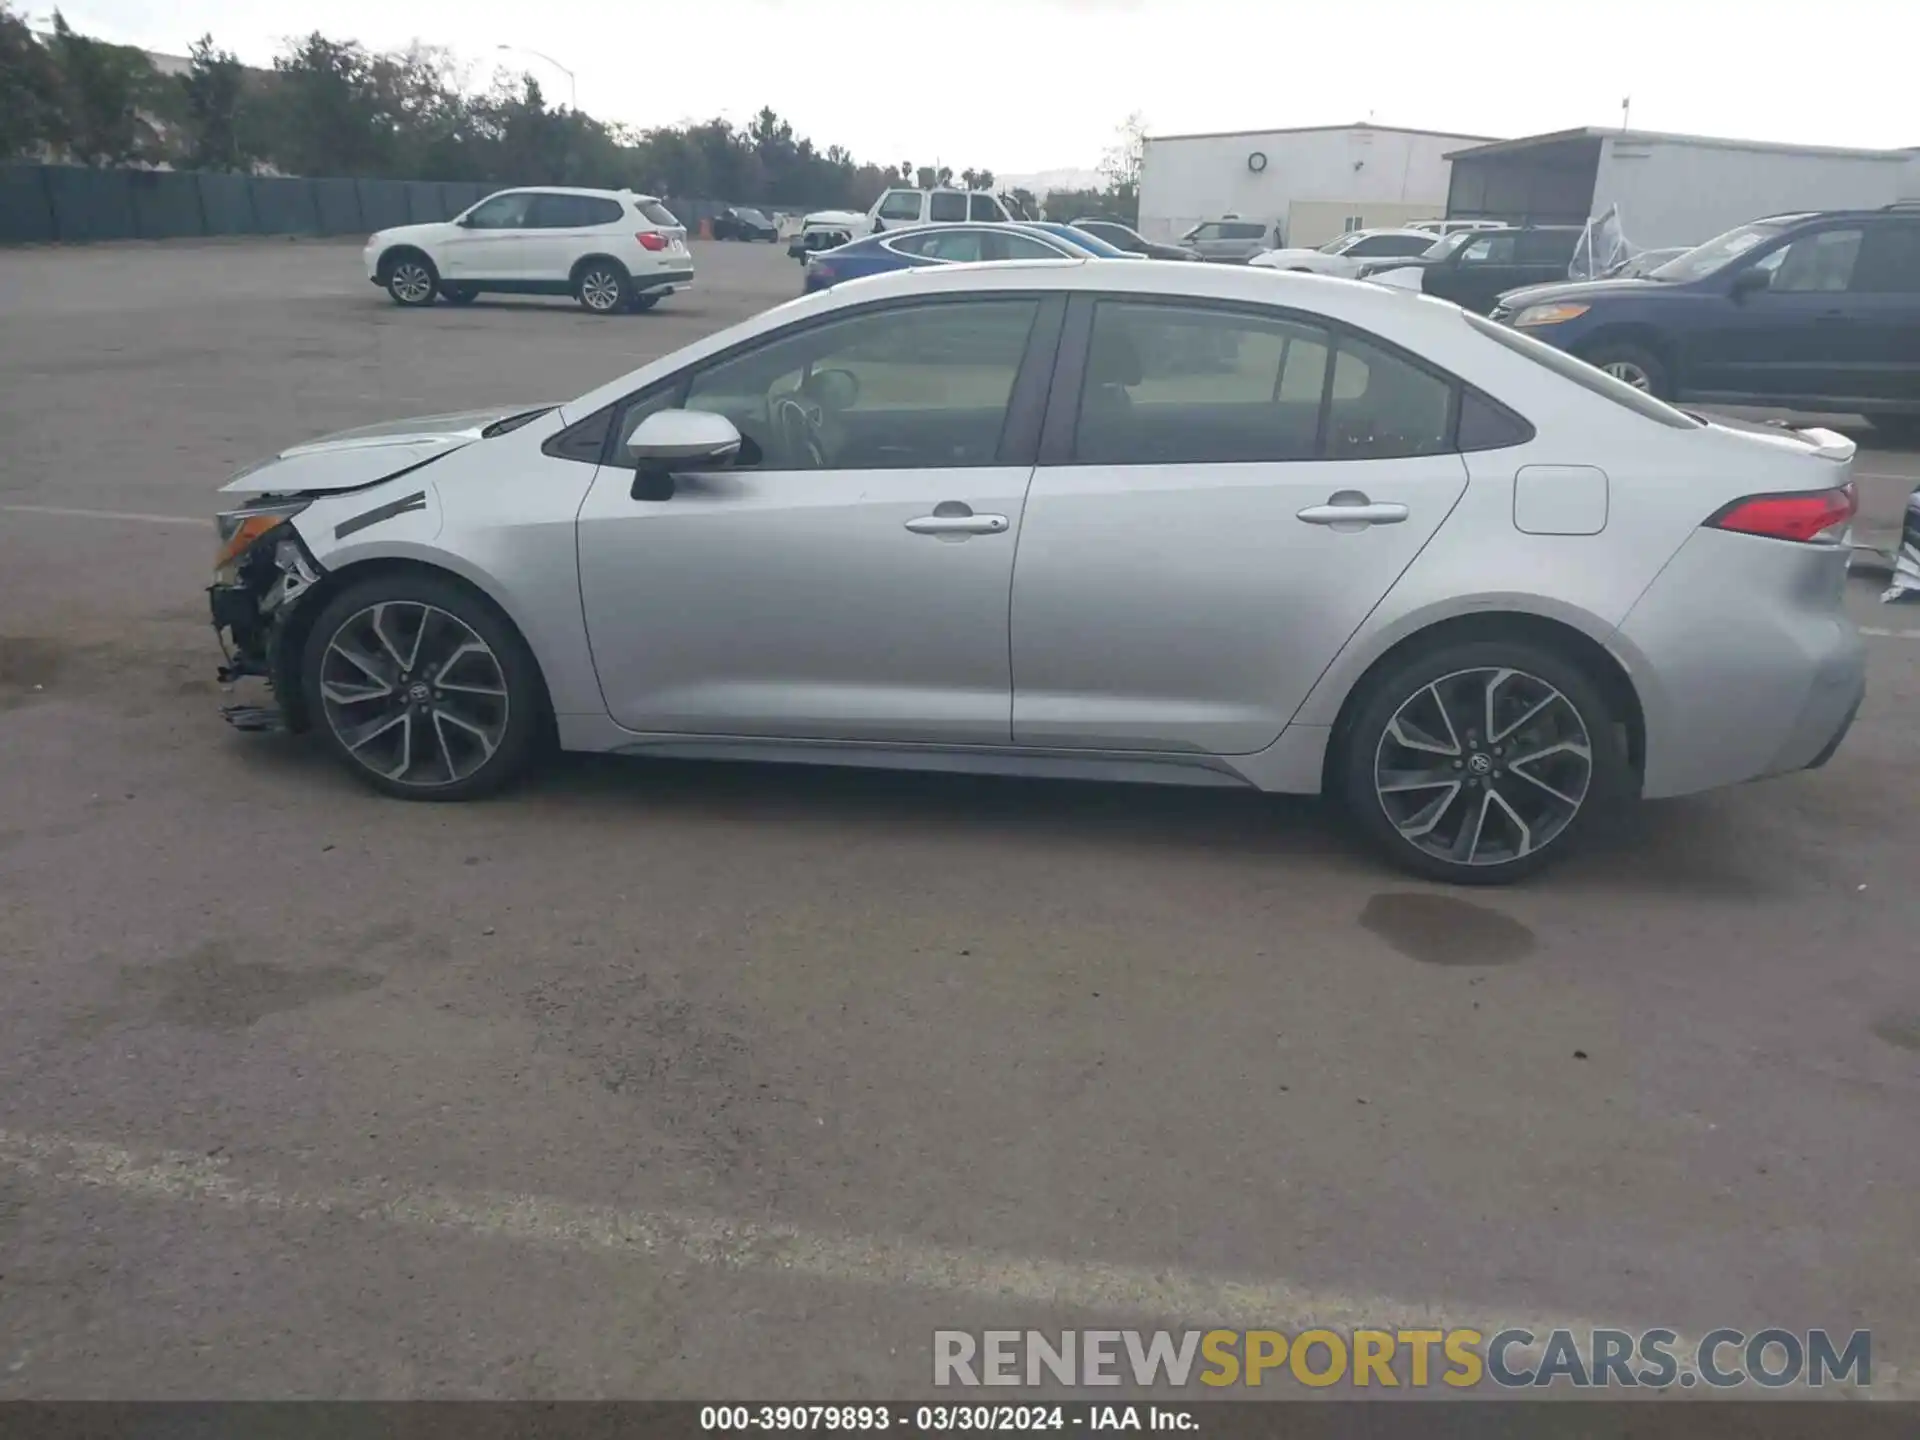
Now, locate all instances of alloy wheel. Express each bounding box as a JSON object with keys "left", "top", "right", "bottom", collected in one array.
[
  {"left": 318, "top": 602, "right": 509, "bottom": 787},
  {"left": 389, "top": 262, "right": 433, "bottom": 304},
  {"left": 1602, "top": 360, "right": 1652, "bottom": 391},
  {"left": 1373, "top": 667, "right": 1593, "bottom": 869},
  {"left": 580, "top": 269, "right": 623, "bottom": 312}
]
